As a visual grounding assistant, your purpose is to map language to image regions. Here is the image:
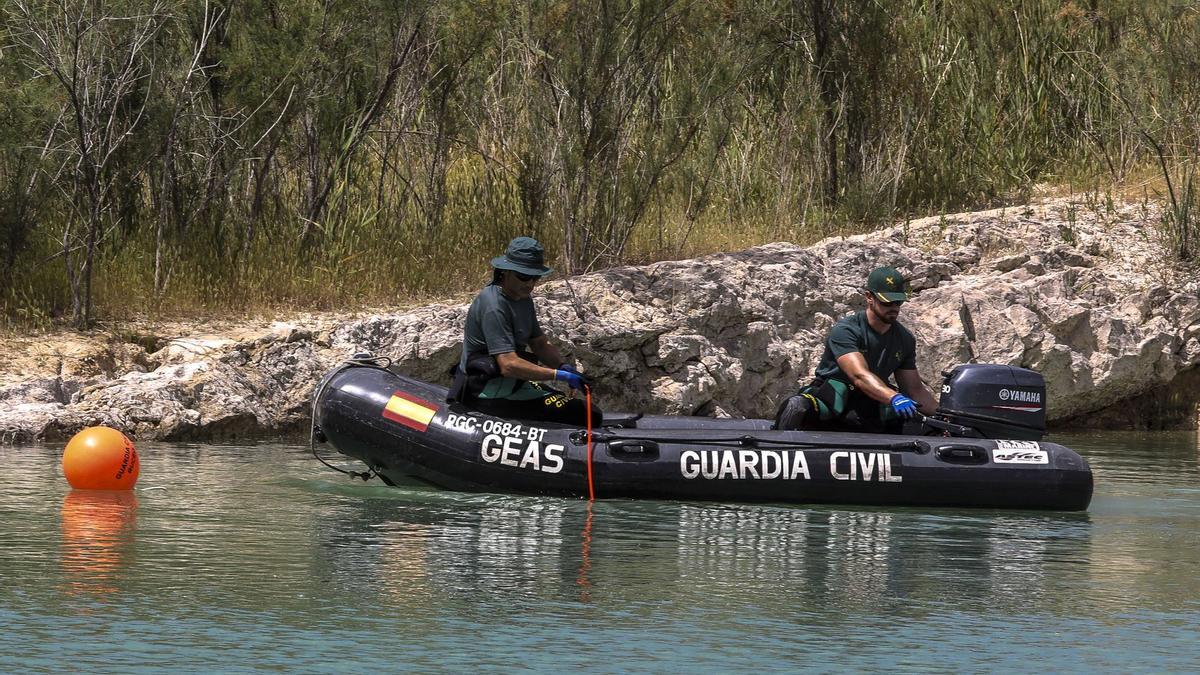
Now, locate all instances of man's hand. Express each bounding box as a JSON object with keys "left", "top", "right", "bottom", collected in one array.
[
  {"left": 890, "top": 393, "right": 918, "bottom": 418},
  {"left": 555, "top": 368, "right": 590, "bottom": 391}
]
